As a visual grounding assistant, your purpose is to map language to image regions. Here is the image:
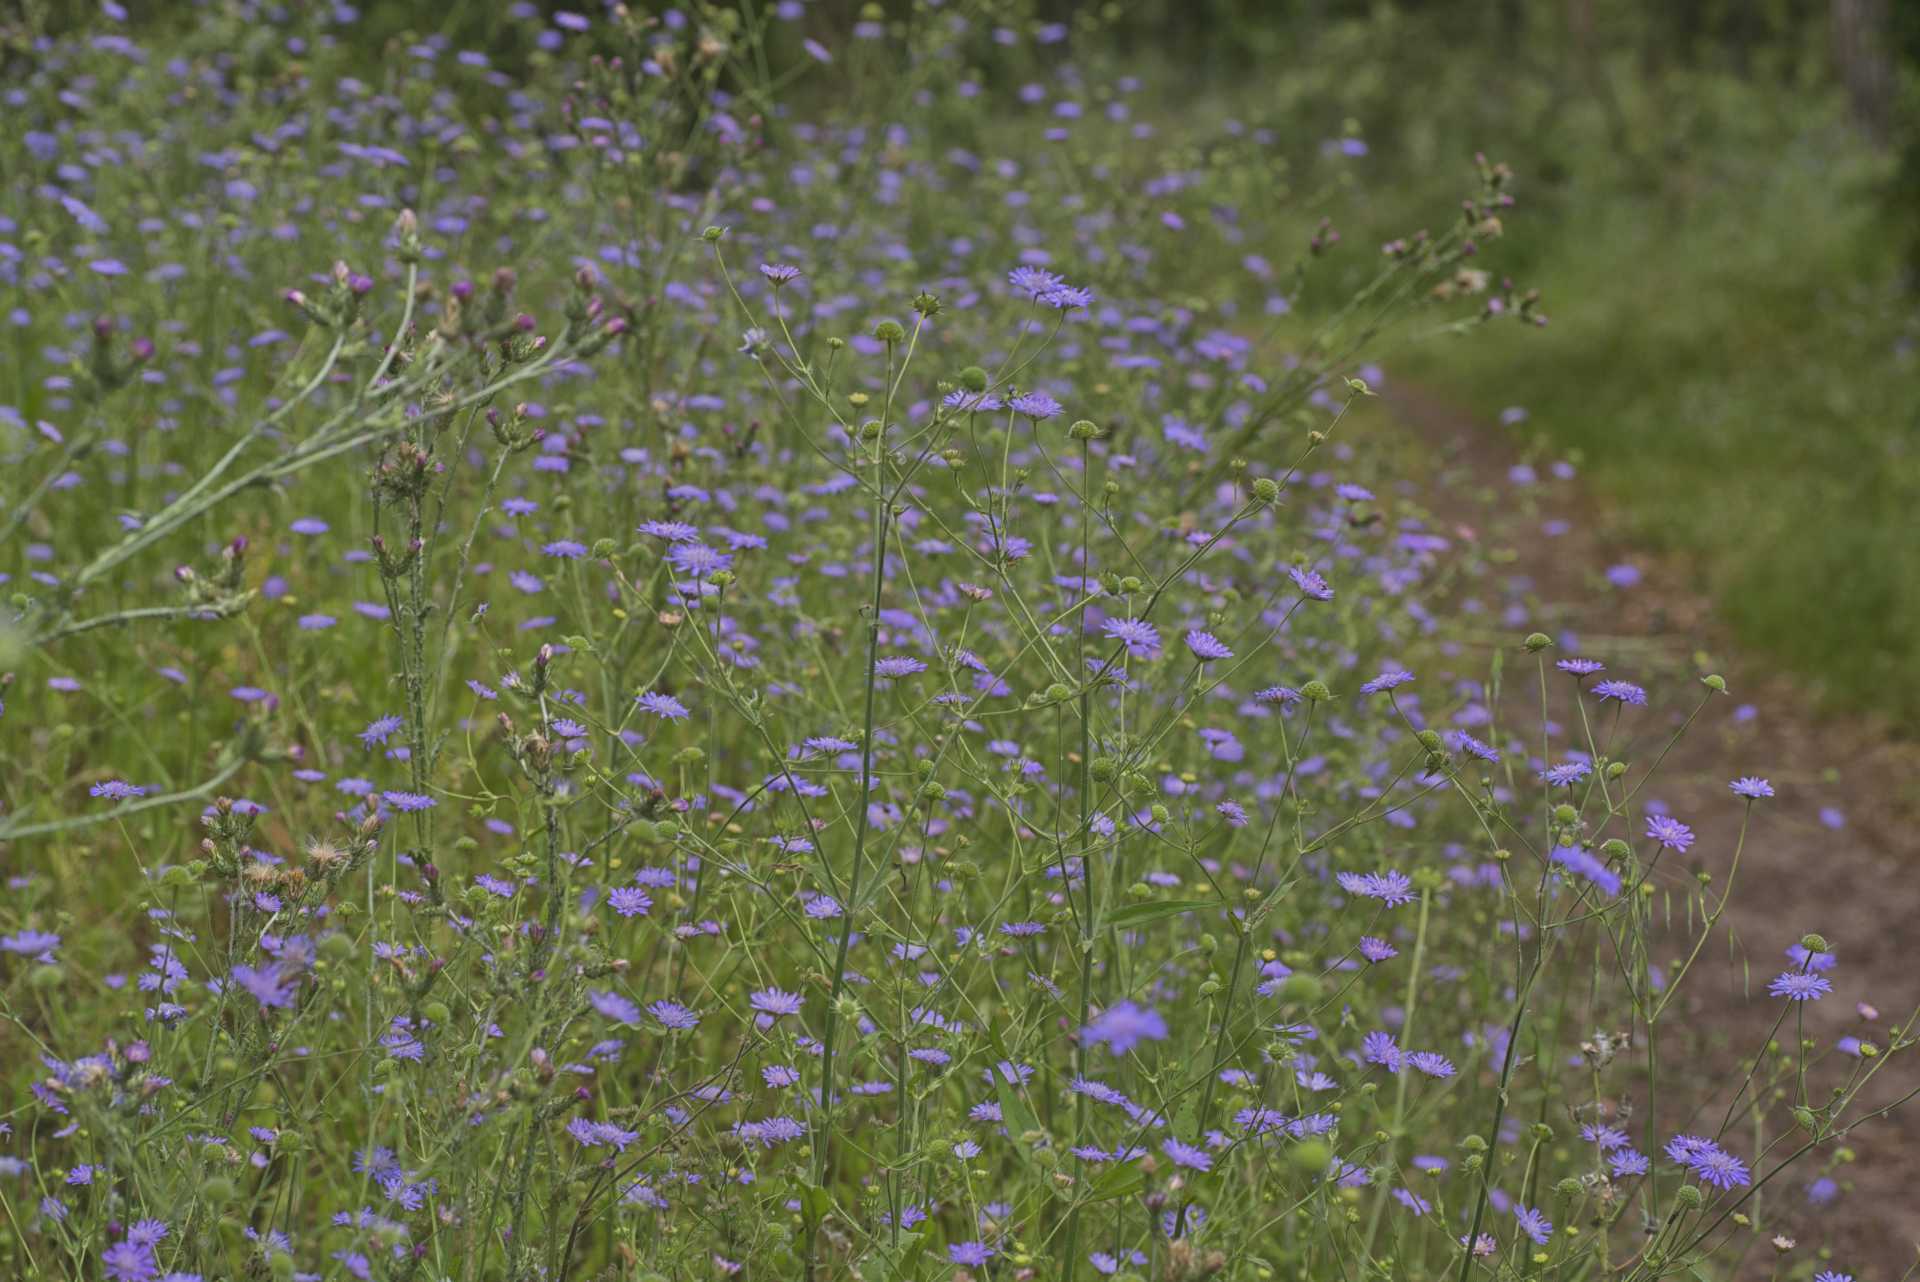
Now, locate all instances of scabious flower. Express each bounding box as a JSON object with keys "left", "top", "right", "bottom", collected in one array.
[
  {"left": 666, "top": 541, "right": 732, "bottom": 577},
  {"left": 1101, "top": 617, "right": 1160, "bottom": 658},
  {"left": 1666, "top": 1134, "right": 1751, "bottom": 1189},
  {"left": 873, "top": 656, "right": 927, "bottom": 679},
  {"left": 1040, "top": 283, "right": 1094, "bottom": 309},
  {"left": 636, "top": 691, "right": 691, "bottom": 720},
  {"left": 759, "top": 262, "right": 802, "bottom": 285},
  {"left": 948, "top": 1242, "right": 994, "bottom": 1267},
  {"left": 1359, "top": 668, "right": 1413, "bottom": 695},
  {"left": 1010, "top": 389, "right": 1062, "bottom": 419},
  {"left": 1556, "top": 658, "right": 1604, "bottom": 676},
  {"left": 1358, "top": 936, "right": 1397, "bottom": 963},
  {"left": 1609, "top": 1149, "right": 1651, "bottom": 1177},
  {"left": 1288, "top": 565, "right": 1334, "bottom": 601},
  {"left": 567, "top": 1117, "right": 640, "bottom": 1150},
  {"left": 1008, "top": 265, "right": 1061, "bottom": 297},
  {"left": 1447, "top": 731, "right": 1500, "bottom": 763},
  {"left": 89, "top": 780, "right": 148, "bottom": 800},
  {"left": 1644, "top": 814, "right": 1694, "bottom": 852},
  {"left": 1541, "top": 760, "right": 1591, "bottom": 787},
  {"left": 1591, "top": 680, "right": 1647, "bottom": 706},
  {"left": 1513, "top": 1205, "right": 1553, "bottom": 1246},
  {"left": 102, "top": 1239, "right": 159, "bottom": 1282},
  {"left": 589, "top": 990, "right": 641, "bottom": 1026},
  {"left": 1768, "top": 971, "right": 1833, "bottom": 1002},
  {"left": 1337, "top": 870, "right": 1417, "bottom": 906},
  {"left": 608, "top": 887, "right": 652, "bottom": 917},
  {"left": 648, "top": 1000, "right": 700, "bottom": 1030},
  {"left": 230, "top": 963, "right": 299, "bottom": 1010},
  {"left": 1184, "top": 630, "right": 1232, "bottom": 662},
  {"left": 1082, "top": 1001, "right": 1169, "bottom": 1055},
  {"left": 1730, "top": 776, "right": 1775, "bottom": 800},
  {"left": 1693, "top": 1148, "right": 1753, "bottom": 1190},
  {"left": 750, "top": 988, "right": 804, "bottom": 1018},
  {"left": 1362, "top": 1030, "right": 1403, "bottom": 1071},
  {"left": 1161, "top": 1137, "right": 1212, "bottom": 1171}
]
